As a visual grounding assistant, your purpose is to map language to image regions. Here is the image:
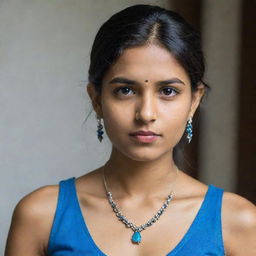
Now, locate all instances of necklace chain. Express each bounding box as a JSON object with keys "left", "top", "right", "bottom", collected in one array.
[{"left": 102, "top": 164, "right": 179, "bottom": 243}]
